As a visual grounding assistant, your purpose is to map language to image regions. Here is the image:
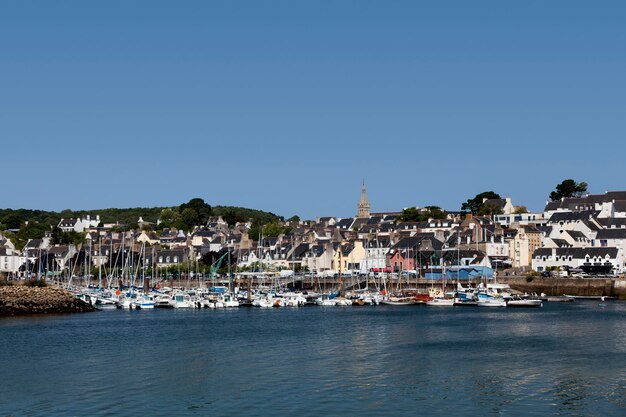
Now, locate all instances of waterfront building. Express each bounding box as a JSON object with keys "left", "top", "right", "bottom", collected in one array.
[{"left": 532, "top": 246, "right": 625, "bottom": 274}]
